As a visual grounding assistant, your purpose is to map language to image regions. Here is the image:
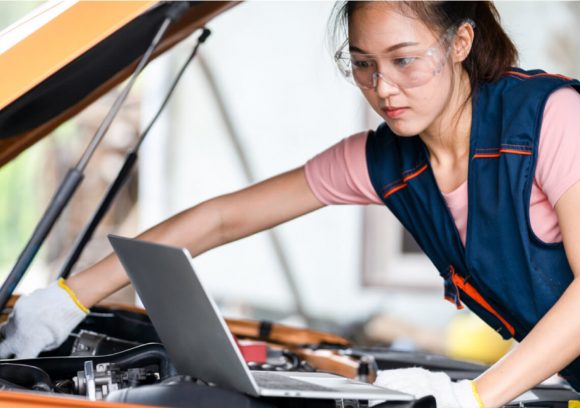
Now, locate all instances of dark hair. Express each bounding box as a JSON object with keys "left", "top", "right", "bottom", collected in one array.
[{"left": 329, "top": 1, "right": 519, "bottom": 91}]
